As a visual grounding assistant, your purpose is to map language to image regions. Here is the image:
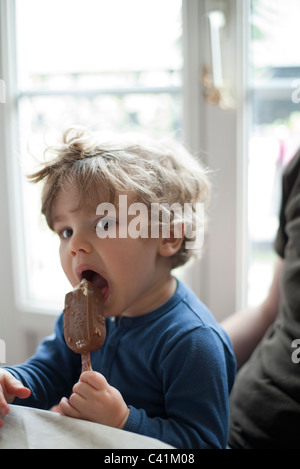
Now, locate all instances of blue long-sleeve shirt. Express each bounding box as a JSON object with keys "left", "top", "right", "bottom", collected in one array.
[{"left": 4, "top": 280, "right": 235, "bottom": 448}]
